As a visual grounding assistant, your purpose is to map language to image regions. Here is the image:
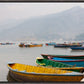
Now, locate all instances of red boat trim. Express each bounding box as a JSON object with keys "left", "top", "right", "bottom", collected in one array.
[{"left": 41, "top": 54, "right": 84, "bottom": 57}]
